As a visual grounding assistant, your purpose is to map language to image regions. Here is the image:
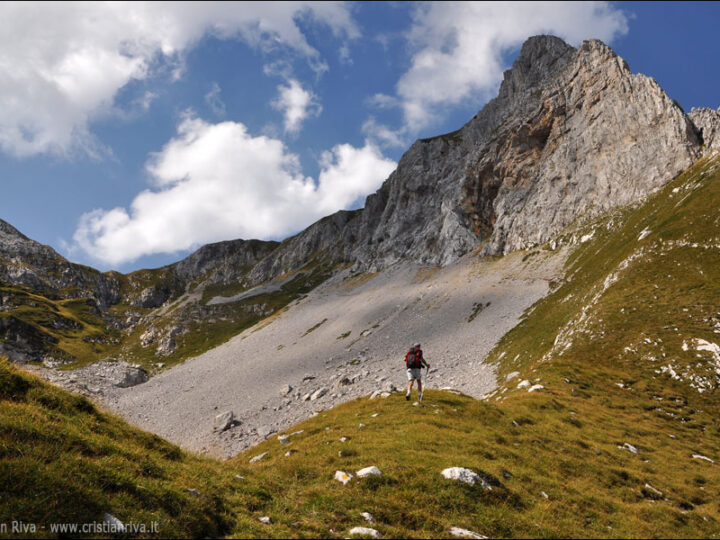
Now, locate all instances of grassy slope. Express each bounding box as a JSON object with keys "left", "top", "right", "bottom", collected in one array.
[
  {"left": 0, "top": 358, "right": 236, "bottom": 538},
  {"left": 0, "top": 284, "right": 125, "bottom": 365},
  {"left": 3, "top": 156, "right": 720, "bottom": 538}
]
